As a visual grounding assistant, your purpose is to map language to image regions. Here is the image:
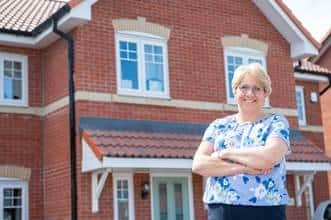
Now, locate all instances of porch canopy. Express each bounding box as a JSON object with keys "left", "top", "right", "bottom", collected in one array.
[{"left": 80, "top": 117, "right": 331, "bottom": 212}]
